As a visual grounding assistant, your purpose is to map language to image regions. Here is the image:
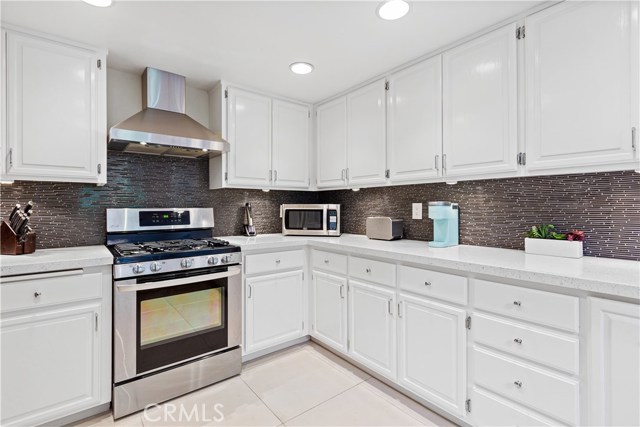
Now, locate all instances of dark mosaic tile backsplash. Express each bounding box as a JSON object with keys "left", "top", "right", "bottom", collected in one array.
[{"left": 0, "top": 151, "right": 638, "bottom": 260}]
